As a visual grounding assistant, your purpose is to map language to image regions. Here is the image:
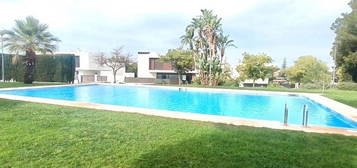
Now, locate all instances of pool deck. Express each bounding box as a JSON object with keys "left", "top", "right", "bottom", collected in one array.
[{"left": 0, "top": 83, "right": 356, "bottom": 136}]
